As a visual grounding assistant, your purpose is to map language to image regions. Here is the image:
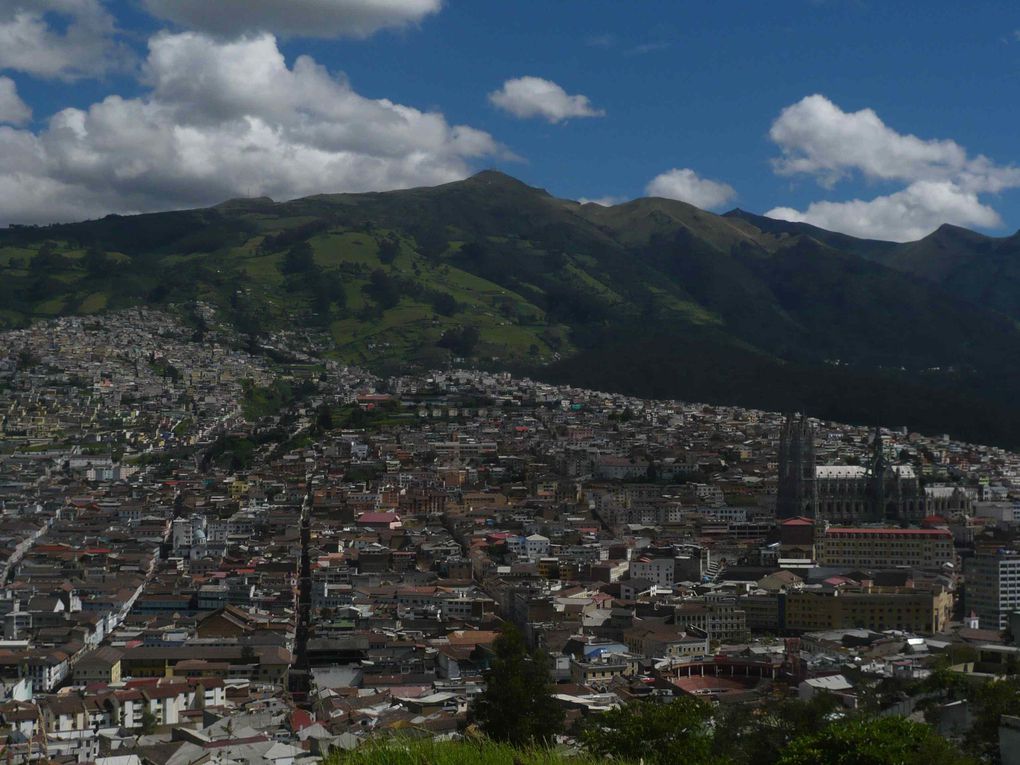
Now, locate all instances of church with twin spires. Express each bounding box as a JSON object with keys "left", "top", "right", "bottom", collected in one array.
[{"left": 776, "top": 414, "right": 966, "bottom": 524}]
